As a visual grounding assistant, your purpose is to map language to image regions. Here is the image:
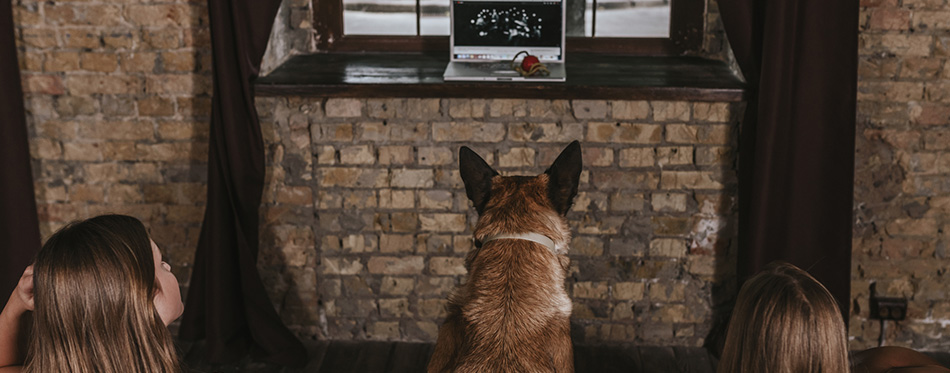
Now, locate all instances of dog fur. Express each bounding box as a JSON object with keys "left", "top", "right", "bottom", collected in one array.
[{"left": 426, "top": 141, "right": 582, "bottom": 373}]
